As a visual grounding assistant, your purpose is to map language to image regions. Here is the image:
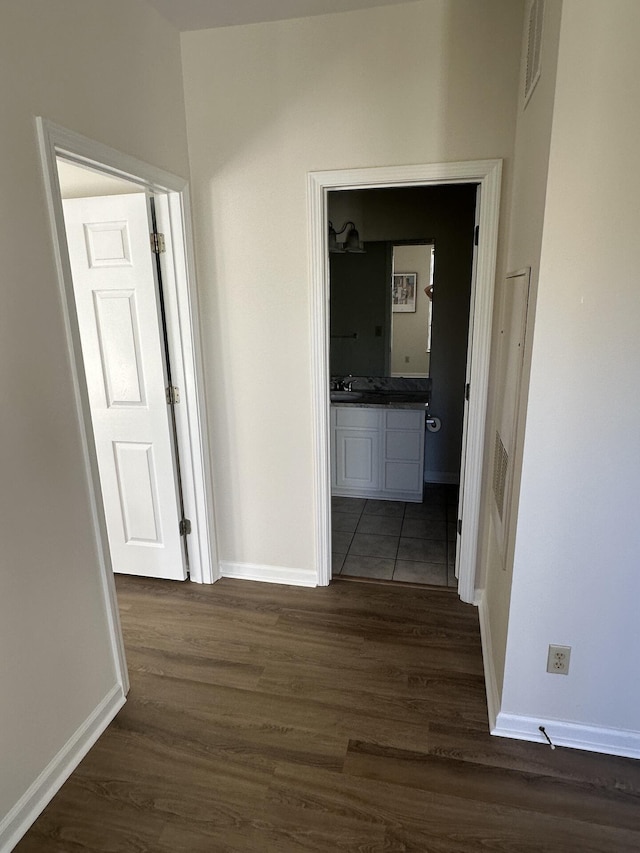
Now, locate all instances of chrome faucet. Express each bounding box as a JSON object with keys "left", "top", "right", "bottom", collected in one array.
[{"left": 336, "top": 374, "right": 353, "bottom": 392}]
